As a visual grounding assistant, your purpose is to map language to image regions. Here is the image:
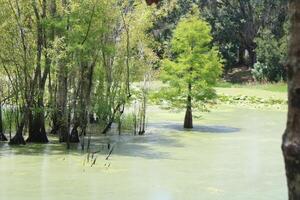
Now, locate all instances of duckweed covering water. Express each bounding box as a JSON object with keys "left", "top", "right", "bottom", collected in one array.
[{"left": 0, "top": 105, "right": 287, "bottom": 200}]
